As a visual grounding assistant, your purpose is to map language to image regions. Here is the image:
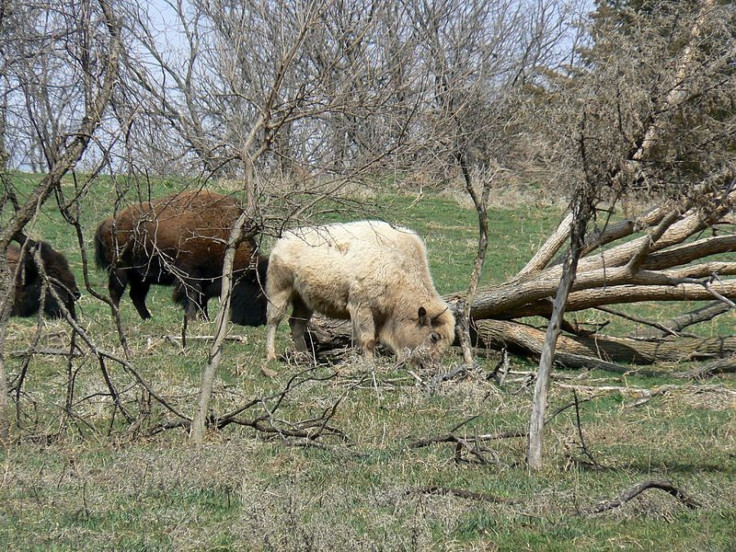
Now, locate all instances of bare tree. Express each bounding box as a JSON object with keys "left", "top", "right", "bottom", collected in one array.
[
  {"left": 108, "top": 0, "right": 585, "bottom": 441},
  {"left": 112, "top": 0, "right": 421, "bottom": 441},
  {"left": 517, "top": 0, "right": 734, "bottom": 468},
  {"left": 115, "top": 0, "right": 418, "bottom": 217},
  {"left": 0, "top": 0, "right": 122, "bottom": 442}
]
